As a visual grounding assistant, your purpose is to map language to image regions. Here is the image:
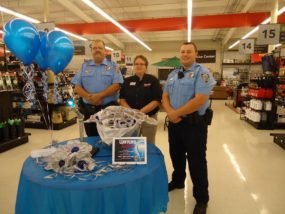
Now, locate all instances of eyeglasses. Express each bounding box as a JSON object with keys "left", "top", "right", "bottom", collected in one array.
[
  {"left": 134, "top": 63, "right": 146, "bottom": 66},
  {"left": 178, "top": 71, "right": 184, "bottom": 79}
]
